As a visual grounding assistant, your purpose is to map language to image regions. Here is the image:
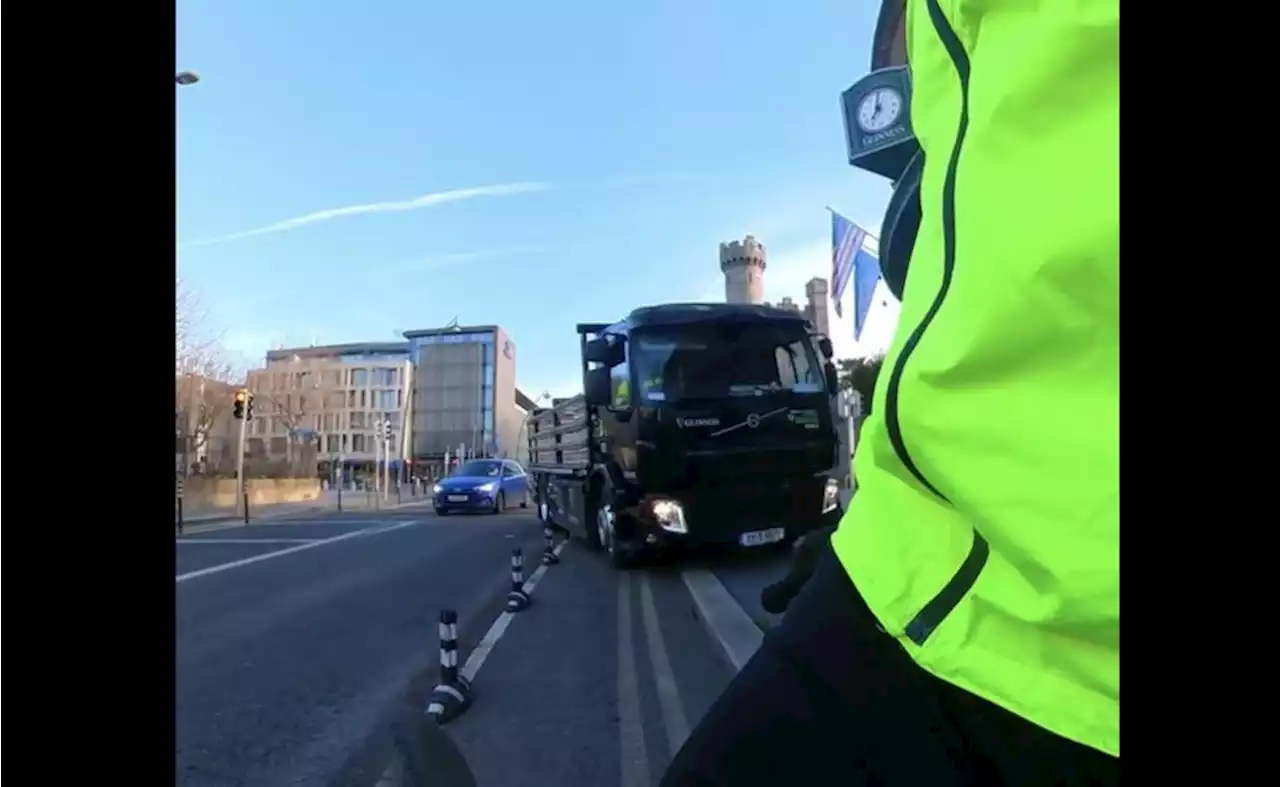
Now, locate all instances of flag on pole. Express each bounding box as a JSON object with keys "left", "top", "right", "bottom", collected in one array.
[
  {"left": 851, "top": 244, "right": 883, "bottom": 341},
  {"left": 829, "top": 209, "right": 868, "bottom": 319}
]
